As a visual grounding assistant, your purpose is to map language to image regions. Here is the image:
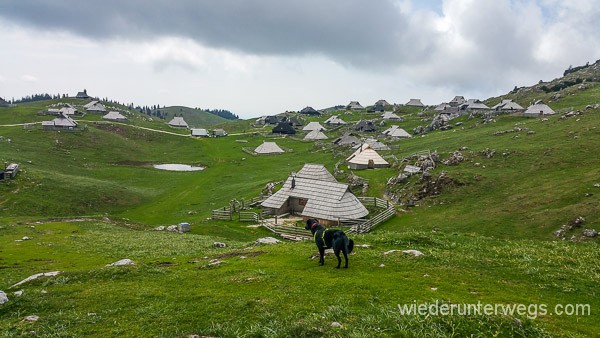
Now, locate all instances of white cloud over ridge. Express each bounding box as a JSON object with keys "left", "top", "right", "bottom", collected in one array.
[{"left": 0, "top": 0, "right": 598, "bottom": 117}]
